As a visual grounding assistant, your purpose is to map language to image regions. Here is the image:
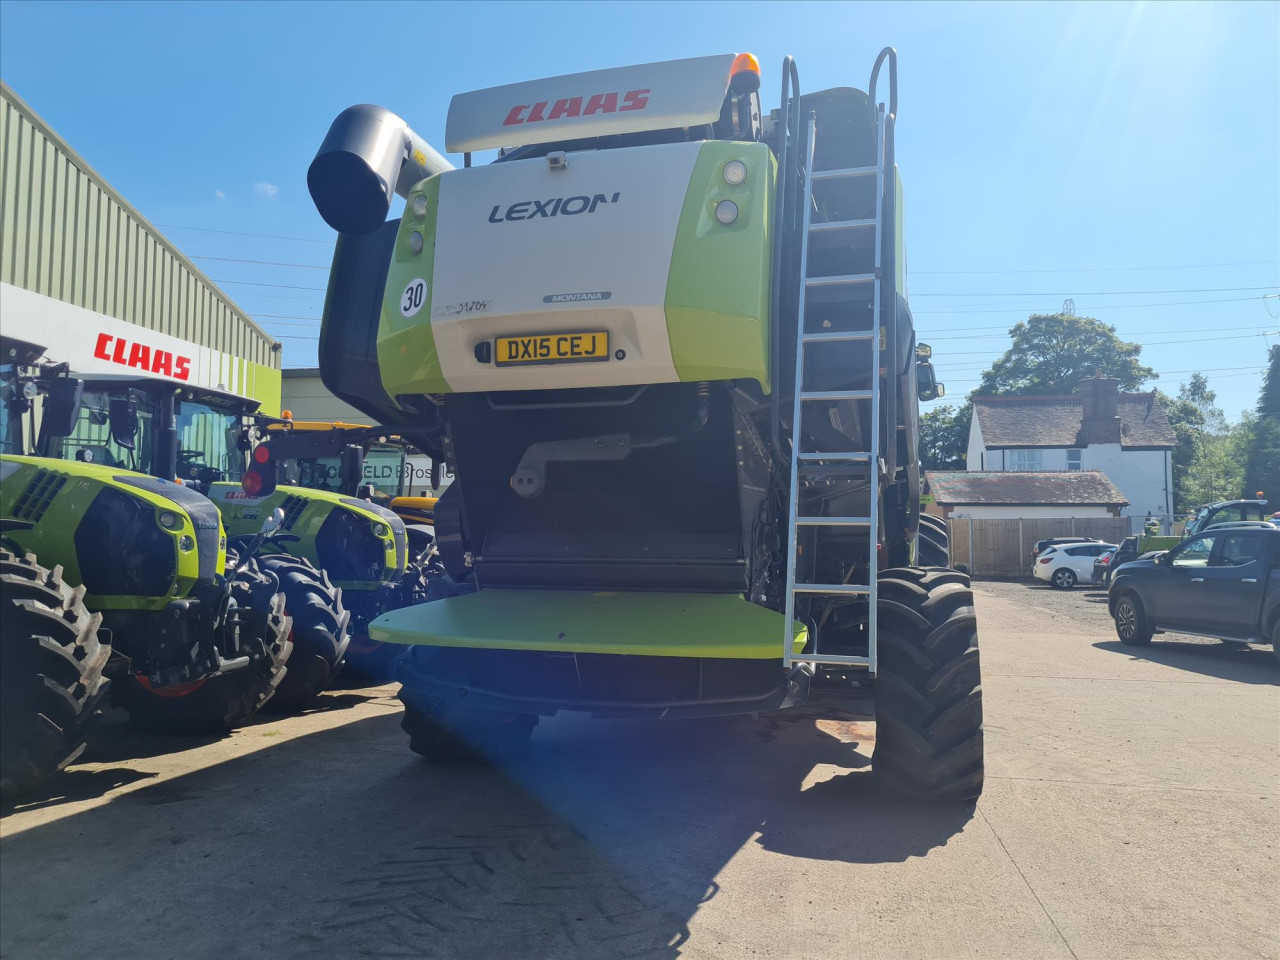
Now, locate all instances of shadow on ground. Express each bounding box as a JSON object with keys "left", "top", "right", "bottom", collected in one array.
[
  {"left": 1094, "top": 639, "right": 1280, "bottom": 684},
  {"left": 0, "top": 703, "right": 974, "bottom": 960}
]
